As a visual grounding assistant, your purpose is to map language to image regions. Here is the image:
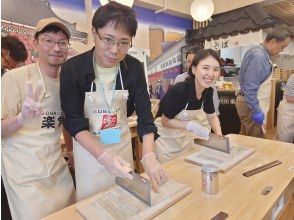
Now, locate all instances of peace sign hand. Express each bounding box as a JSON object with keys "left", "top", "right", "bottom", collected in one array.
[{"left": 17, "top": 81, "right": 43, "bottom": 126}]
